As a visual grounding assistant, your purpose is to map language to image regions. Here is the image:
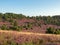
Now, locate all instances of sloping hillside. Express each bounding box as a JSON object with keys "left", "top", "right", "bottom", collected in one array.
[{"left": 0, "top": 13, "right": 60, "bottom": 34}]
